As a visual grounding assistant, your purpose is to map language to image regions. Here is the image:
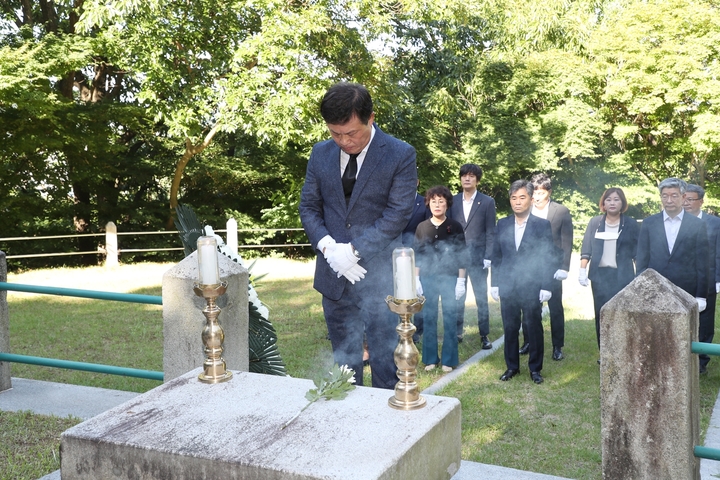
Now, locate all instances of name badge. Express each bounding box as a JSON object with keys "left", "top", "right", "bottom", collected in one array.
[{"left": 595, "top": 231, "right": 619, "bottom": 240}]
